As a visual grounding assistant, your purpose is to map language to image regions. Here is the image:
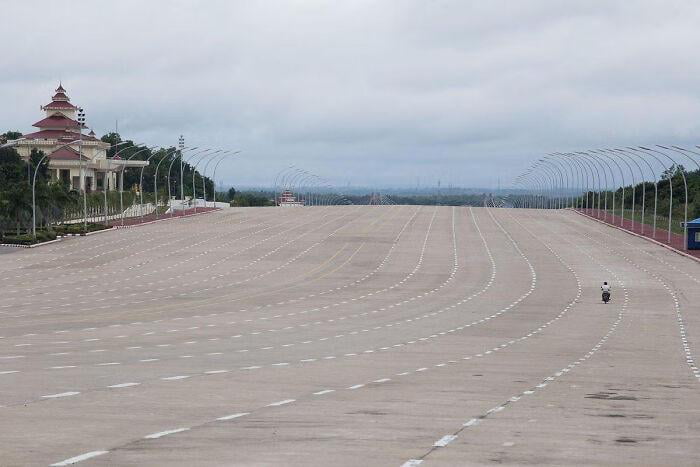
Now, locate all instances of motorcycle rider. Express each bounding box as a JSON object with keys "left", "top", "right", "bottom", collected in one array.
[{"left": 601, "top": 281, "right": 611, "bottom": 302}]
